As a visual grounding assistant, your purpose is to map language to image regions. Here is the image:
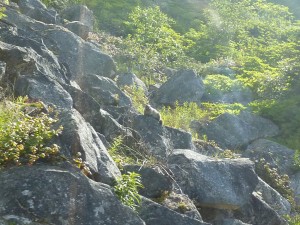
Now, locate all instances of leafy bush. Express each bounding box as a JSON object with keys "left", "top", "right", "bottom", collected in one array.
[
  {"left": 0, "top": 97, "right": 62, "bottom": 167},
  {"left": 114, "top": 171, "right": 143, "bottom": 211}
]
